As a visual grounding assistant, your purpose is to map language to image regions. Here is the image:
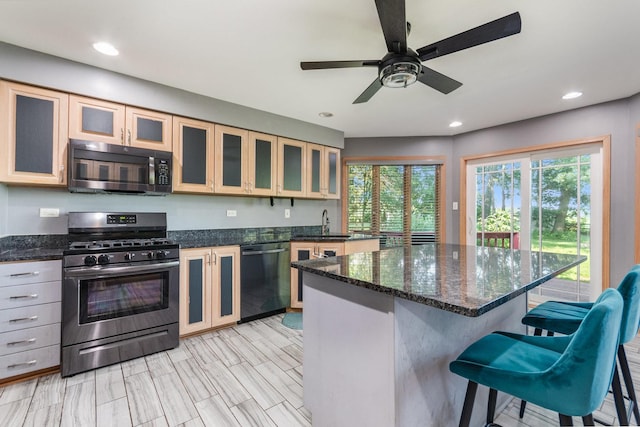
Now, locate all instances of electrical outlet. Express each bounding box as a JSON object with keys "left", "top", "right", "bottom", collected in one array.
[
  {"left": 284, "top": 209, "right": 291, "bottom": 218},
  {"left": 39, "top": 208, "right": 59, "bottom": 218},
  {"left": 452, "top": 202, "right": 459, "bottom": 211},
  {"left": 226, "top": 210, "right": 237, "bottom": 217}
]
